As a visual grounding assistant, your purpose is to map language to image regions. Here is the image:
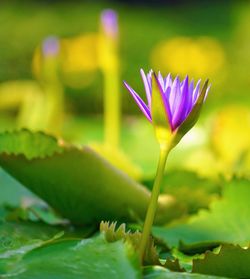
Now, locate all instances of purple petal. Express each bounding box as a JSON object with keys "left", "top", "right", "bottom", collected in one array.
[
  {"left": 147, "top": 70, "right": 153, "bottom": 91},
  {"left": 123, "top": 81, "right": 152, "bottom": 122},
  {"left": 169, "top": 76, "right": 181, "bottom": 115},
  {"left": 172, "top": 76, "right": 189, "bottom": 129},
  {"left": 185, "top": 79, "right": 194, "bottom": 116},
  {"left": 163, "top": 73, "right": 172, "bottom": 93},
  {"left": 140, "top": 69, "right": 152, "bottom": 107},
  {"left": 189, "top": 79, "right": 194, "bottom": 94},
  {"left": 157, "top": 71, "right": 165, "bottom": 89},
  {"left": 204, "top": 84, "right": 211, "bottom": 101},
  {"left": 192, "top": 79, "right": 201, "bottom": 104}
]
